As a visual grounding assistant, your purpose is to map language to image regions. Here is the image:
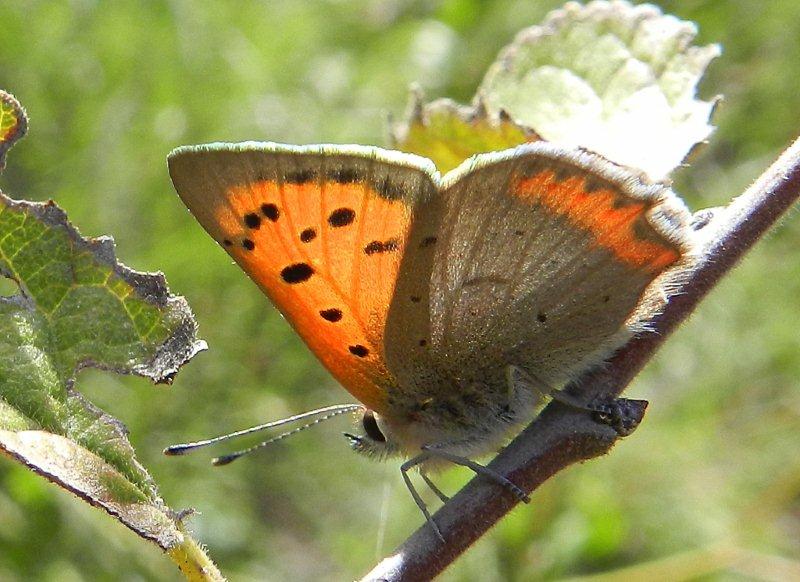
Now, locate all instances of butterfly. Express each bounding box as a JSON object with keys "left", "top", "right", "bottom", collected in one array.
[{"left": 166, "top": 140, "right": 693, "bottom": 539}]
